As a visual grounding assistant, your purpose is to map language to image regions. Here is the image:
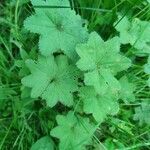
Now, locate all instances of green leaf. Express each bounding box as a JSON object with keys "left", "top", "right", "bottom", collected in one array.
[
  {"left": 50, "top": 111, "right": 95, "bottom": 150},
  {"left": 134, "top": 101, "right": 150, "bottom": 125},
  {"left": 20, "top": 49, "right": 29, "bottom": 60},
  {"left": 76, "top": 32, "right": 131, "bottom": 75},
  {"left": 119, "top": 76, "right": 135, "bottom": 104},
  {"left": 115, "top": 15, "right": 150, "bottom": 55},
  {"left": 15, "top": 48, "right": 37, "bottom": 77},
  {"left": 22, "top": 55, "right": 78, "bottom": 107},
  {"left": 79, "top": 86, "right": 119, "bottom": 122},
  {"left": 76, "top": 32, "right": 130, "bottom": 94},
  {"left": 24, "top": 0, "right": 88, "bottom": 59},
  {"left": 114, "top": 15, "right": 131, "bottom": 45},
  {"left": 31, "top": 136, "right": 54, "bottom": 150}
]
